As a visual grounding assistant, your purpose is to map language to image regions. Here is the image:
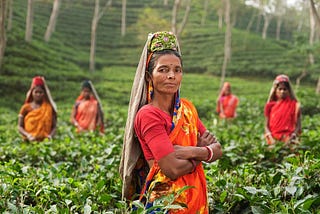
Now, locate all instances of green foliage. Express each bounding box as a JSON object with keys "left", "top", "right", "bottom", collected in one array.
[
  {"left": 1, "top": 0, "right": 320, "bottom": 212},
  {"left": 1, "top": 68, "right": 320, "bottom": 212}
]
